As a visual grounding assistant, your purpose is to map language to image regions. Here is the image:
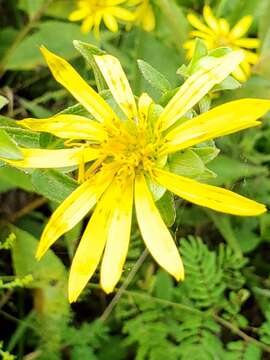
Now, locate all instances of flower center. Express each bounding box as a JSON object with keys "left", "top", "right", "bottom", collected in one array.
[{"left": 100, "top": 130, "right": 156, "bottom": 176}]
